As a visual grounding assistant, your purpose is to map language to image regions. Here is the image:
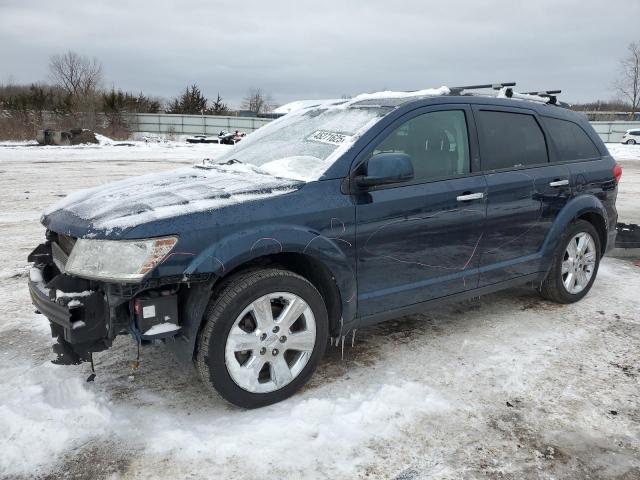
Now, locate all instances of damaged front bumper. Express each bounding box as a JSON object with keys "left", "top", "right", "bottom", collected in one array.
[{"left": 28, "top": 233, "right": 209, "bottom": 366}]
